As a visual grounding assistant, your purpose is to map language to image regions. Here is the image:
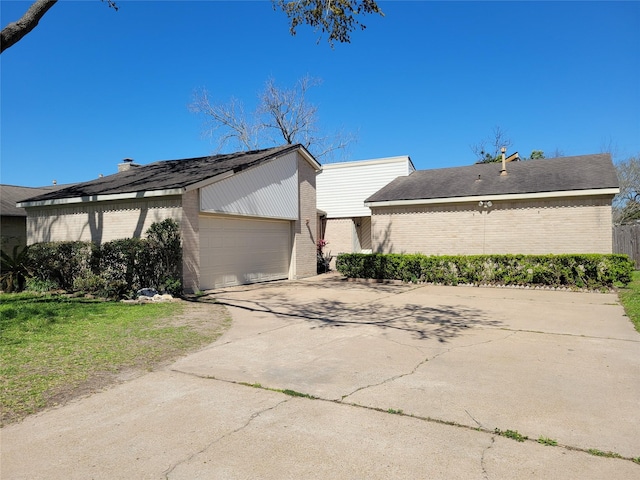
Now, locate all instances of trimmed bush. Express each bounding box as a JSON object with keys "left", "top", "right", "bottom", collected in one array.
[{"left": 336, "top": 253, "right": 634, "bottom": 289}]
